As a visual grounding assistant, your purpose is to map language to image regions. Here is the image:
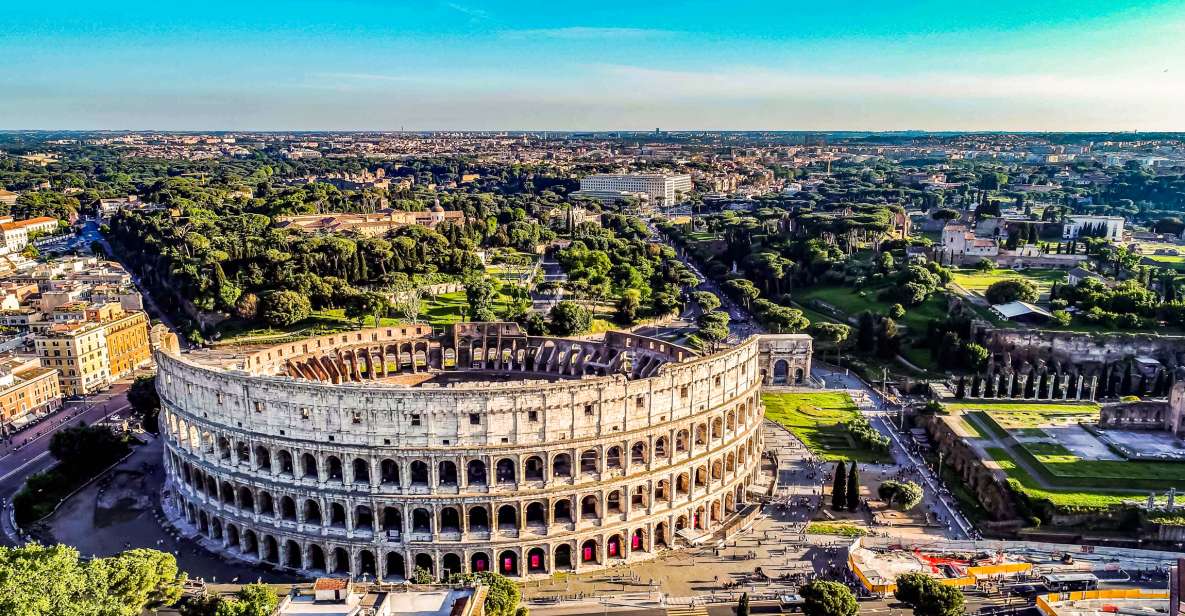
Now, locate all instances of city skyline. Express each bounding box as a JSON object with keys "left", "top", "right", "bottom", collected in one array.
[{"left": 3, "top": 0, "right": 1185, "bottom": 131}]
